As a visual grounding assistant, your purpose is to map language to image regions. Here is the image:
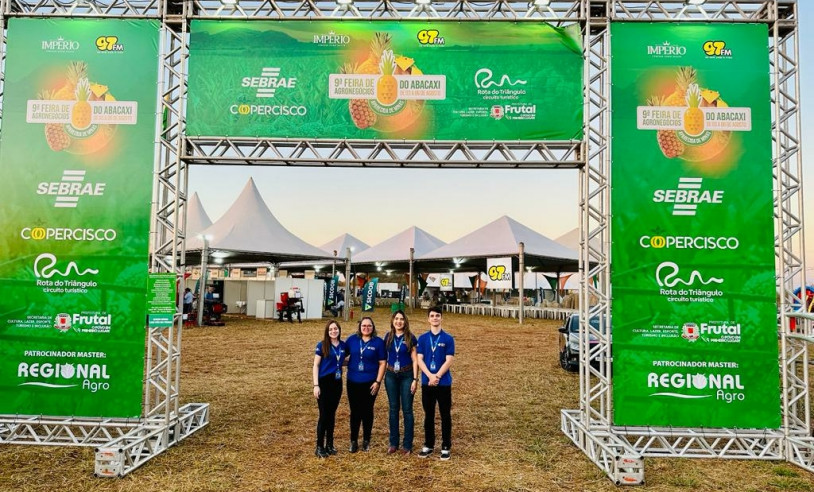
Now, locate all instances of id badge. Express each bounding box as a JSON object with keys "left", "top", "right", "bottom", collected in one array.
[
  {"left": 430, "top": 360, "right": 436, "bottom": 371},
  {"left": 335, "top": 370, "right": 341, "bottom": 380},
  {"left": 358, "top": 362, "right": 365, "bottom": 371},
  {"left": 393, "top": 361, "right": 401, "bottom": 372}
]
